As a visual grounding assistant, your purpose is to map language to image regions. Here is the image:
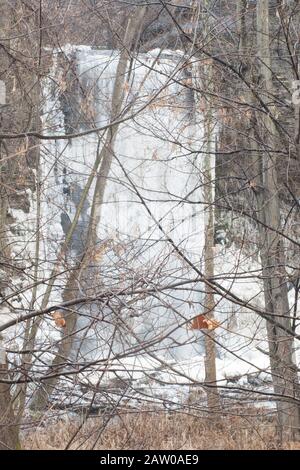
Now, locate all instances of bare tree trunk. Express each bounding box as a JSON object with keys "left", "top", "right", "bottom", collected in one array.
[
  {"left": 236, "top": 0, "right": 300, "bottom": 441},
  {"left": 86, "top": 16, "right": 139, "bottom": 248},
  {"left": 203, "top": 88, "right": 221, "bottom": 414},
  {"left": 0, "top": 1, "right": 21, "bottom": 450},
  {"left": 199, "top": 0, "right": 221, "bottom": 416},
  {"left": 14, "top": 3, "right": 44, "bottom": 420},
  {"left": 237, "top": 0, "right": 247, "bottom": 53},
  {"left": 0, "top": 0, "right": 10, "bottom": 254},
  {"left": 0, "top": 337, "right": 20, "bottom": 449},
  {"left": 256, "top": 0, "right": 300, "bottom": 442}
]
